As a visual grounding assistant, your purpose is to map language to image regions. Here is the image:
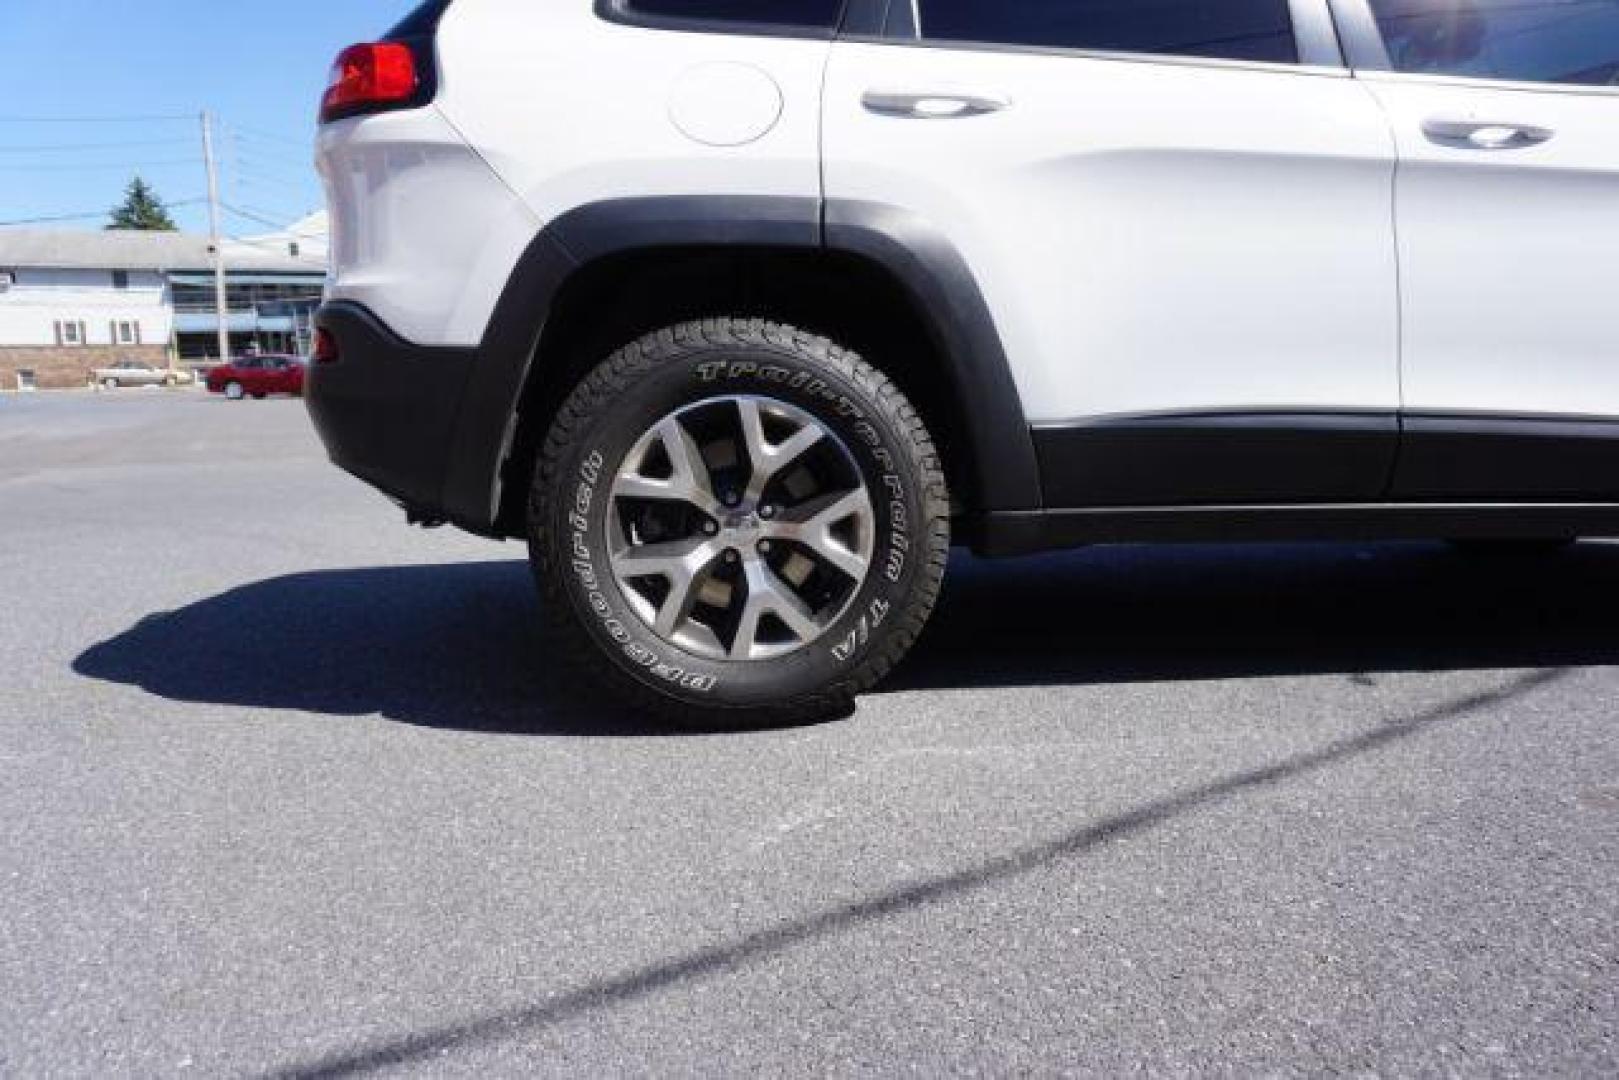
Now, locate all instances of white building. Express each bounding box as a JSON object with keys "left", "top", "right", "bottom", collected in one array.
[{"left": 0, "top": 223, "right": 326, "bottom": 390}]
